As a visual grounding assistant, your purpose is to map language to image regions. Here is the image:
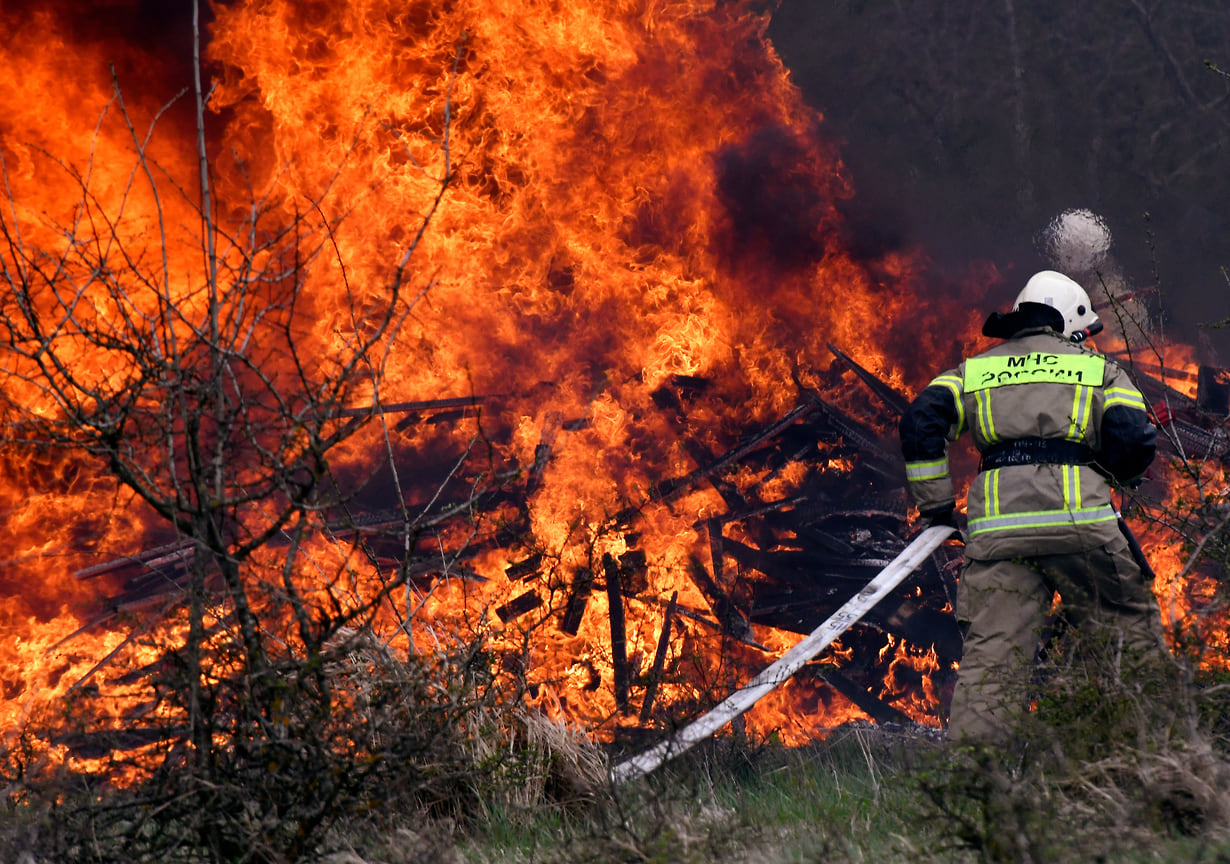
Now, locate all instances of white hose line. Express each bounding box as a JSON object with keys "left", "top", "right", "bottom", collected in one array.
[{"left": 610, "top": 524, "right": 956, "bottom": 784}]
